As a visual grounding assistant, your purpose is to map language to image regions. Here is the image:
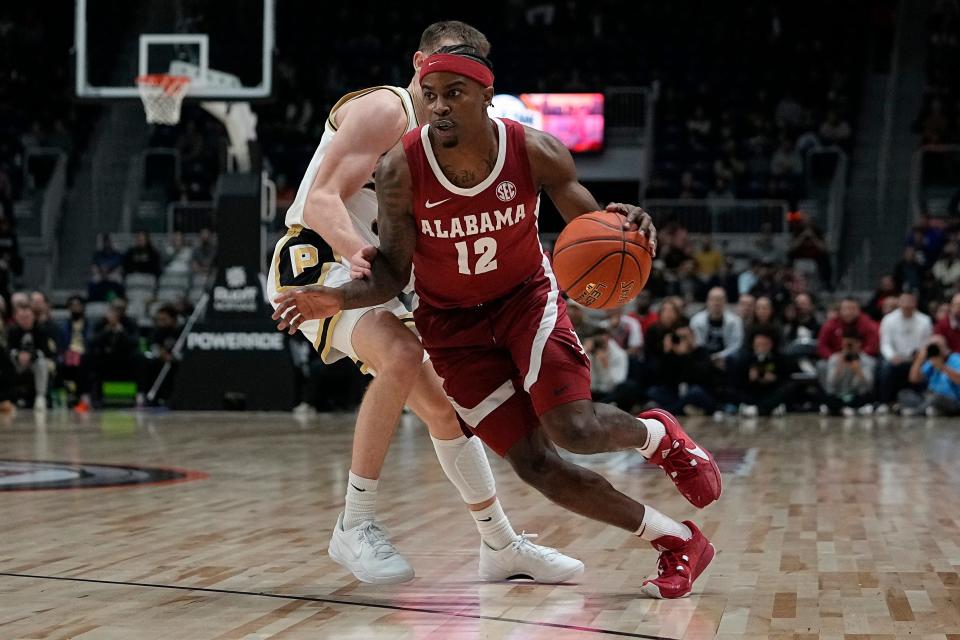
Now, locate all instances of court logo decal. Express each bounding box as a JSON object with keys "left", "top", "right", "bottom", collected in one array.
[{"left": 0, "top": 460, "right": 207, "bottom": 491}]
